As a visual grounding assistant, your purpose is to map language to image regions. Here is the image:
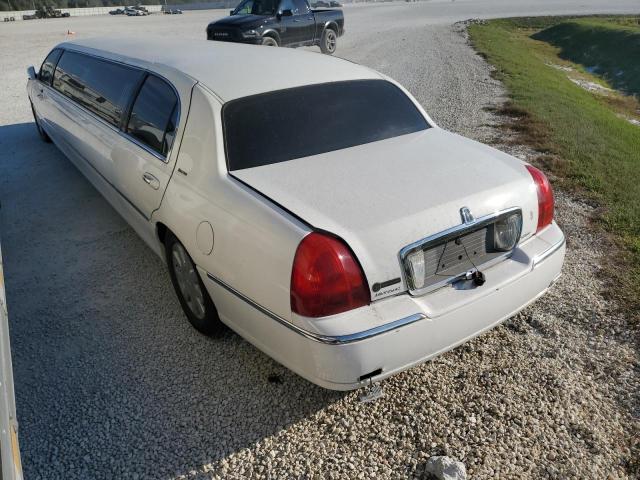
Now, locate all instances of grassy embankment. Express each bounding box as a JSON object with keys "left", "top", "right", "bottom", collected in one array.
[{"left": 468, "top": 17, "right": 640, "bottom": 315}]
